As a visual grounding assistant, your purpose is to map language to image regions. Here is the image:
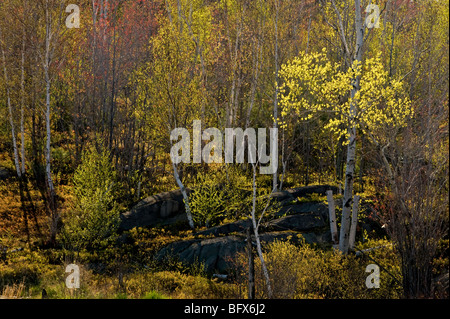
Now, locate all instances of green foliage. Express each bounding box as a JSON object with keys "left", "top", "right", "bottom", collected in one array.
[
  {"left": 188, "top": 166, "right": 249, "bottom": 227},
  {"left": 188, "top": 170, "right": 228, "bottom": 227},
  {"left": 188, "top": 166, "right": 278, "bottom": 227},
  {"left": 61, "top": 141, "right": 120, "bottom": 251},
  {"left": 142, "top": 290, "right": 167, "bottom": 299}
]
